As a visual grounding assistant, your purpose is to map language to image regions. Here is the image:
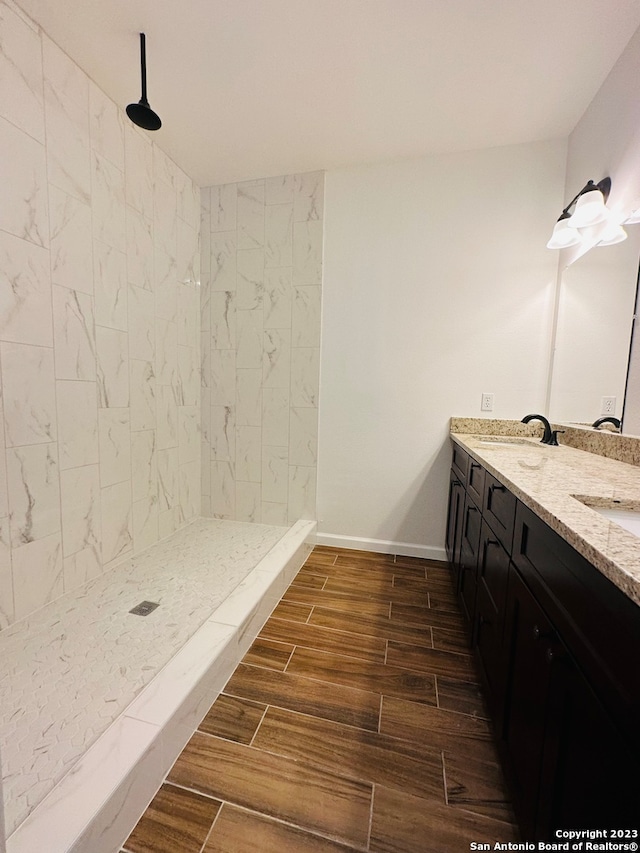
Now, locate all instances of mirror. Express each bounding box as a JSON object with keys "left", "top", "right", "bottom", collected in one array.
[{"left": 548, "top": 227, "right": 640, "bottom": 431}]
